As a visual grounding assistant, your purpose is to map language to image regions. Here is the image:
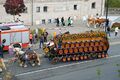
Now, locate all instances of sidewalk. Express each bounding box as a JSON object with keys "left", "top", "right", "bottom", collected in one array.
[{"left": 3, "top": 20, "right": 120, "bottom": 62}]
